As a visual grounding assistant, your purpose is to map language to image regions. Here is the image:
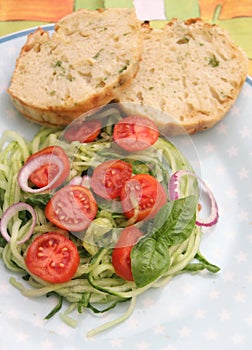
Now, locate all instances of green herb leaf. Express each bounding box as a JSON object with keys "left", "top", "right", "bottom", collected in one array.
[
  {"left": 93, "top": 48, "right": 104, "bottom": 59},
  {"left": 131, "top": 196, "right": 197, "bottom": 287},
  {"left": 118, "top": 60, "right": 130, "bottom": 74},
  {"left": 54, "top": 60, "right": 62, "bottom": 68},
  {"left": 208, "top": 54, "right": 219, "bottom": 67},
  {"left": 177, "top": 36, "right": 189, "bottom": 44},
  {"left": 153, "top": 195, "right": 197, "bottom": 245},
  {"left": 131, "top": 233, "right": 171, "bottom": 288},
  {"left": 129, "top": 160, "right": 151, "bottom": 175},
  {"left": 25, "top": 193, "right": 51, "bottom": 207}
]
